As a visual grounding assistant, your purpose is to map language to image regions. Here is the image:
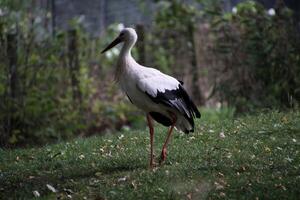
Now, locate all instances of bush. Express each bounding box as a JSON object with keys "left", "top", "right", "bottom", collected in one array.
[
  {"left": 0, "top": 2, "right": 141, "bottom": 147},
  {"left": 209, "top": 1, "right": 300, "bottom": 111},
  {"left": 150, "top": 0, "right": 300, "bottom": 112}
]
